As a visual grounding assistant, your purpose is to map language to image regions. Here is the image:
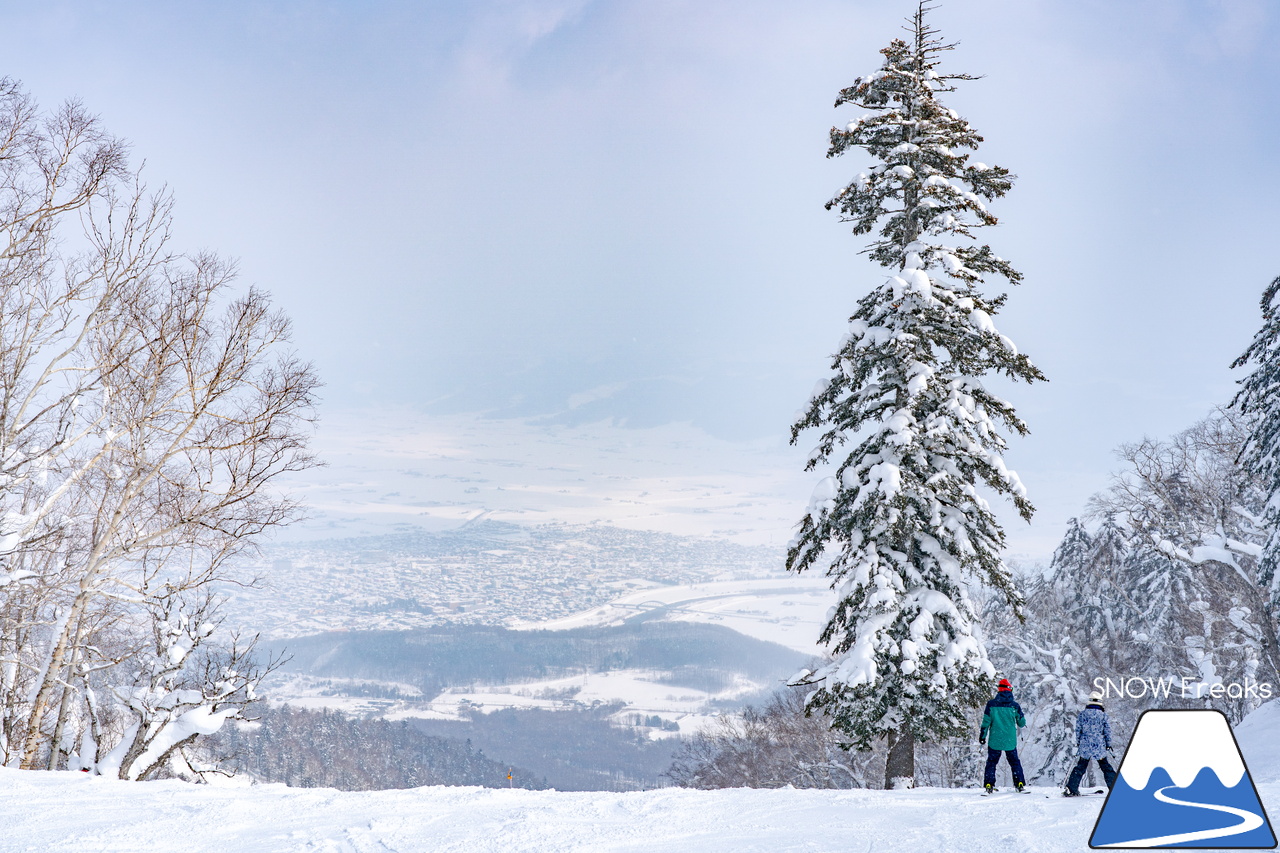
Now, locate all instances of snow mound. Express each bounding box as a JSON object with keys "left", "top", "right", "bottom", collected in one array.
[{"left": 1236, "top": 699, "right": 1280, "bottom": 784}]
